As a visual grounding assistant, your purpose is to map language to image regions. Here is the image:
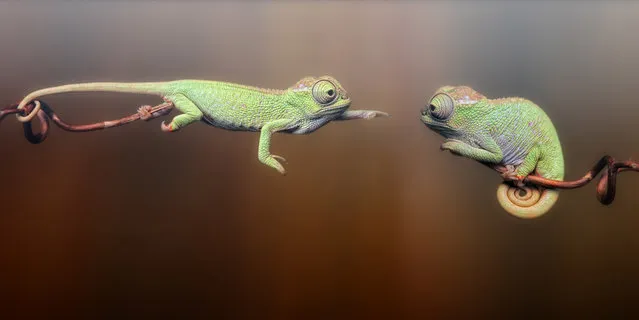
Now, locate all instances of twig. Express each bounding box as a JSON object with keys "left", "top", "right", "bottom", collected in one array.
[
  {"left": 520, "top": 156, "right": 639, "bottom": 205},
  {"left": 1, "top": 100, "right": 173, "bottom": 144}
]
